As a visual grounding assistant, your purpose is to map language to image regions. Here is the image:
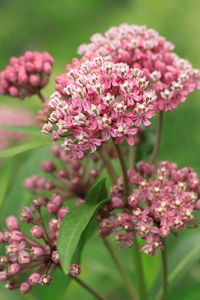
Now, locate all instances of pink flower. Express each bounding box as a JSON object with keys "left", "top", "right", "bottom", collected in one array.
[
  {"left": 98, "top": 160, "right": 200, "bottom": 255},
  {"left": 78, "top": 24, "right": 200, "bottom": 112},
  {"left": 0, "top": 51, "right": 54, "bottom": 99},
  {"left": 42, "top": 57, "right": 157, "bottom": 159}
]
